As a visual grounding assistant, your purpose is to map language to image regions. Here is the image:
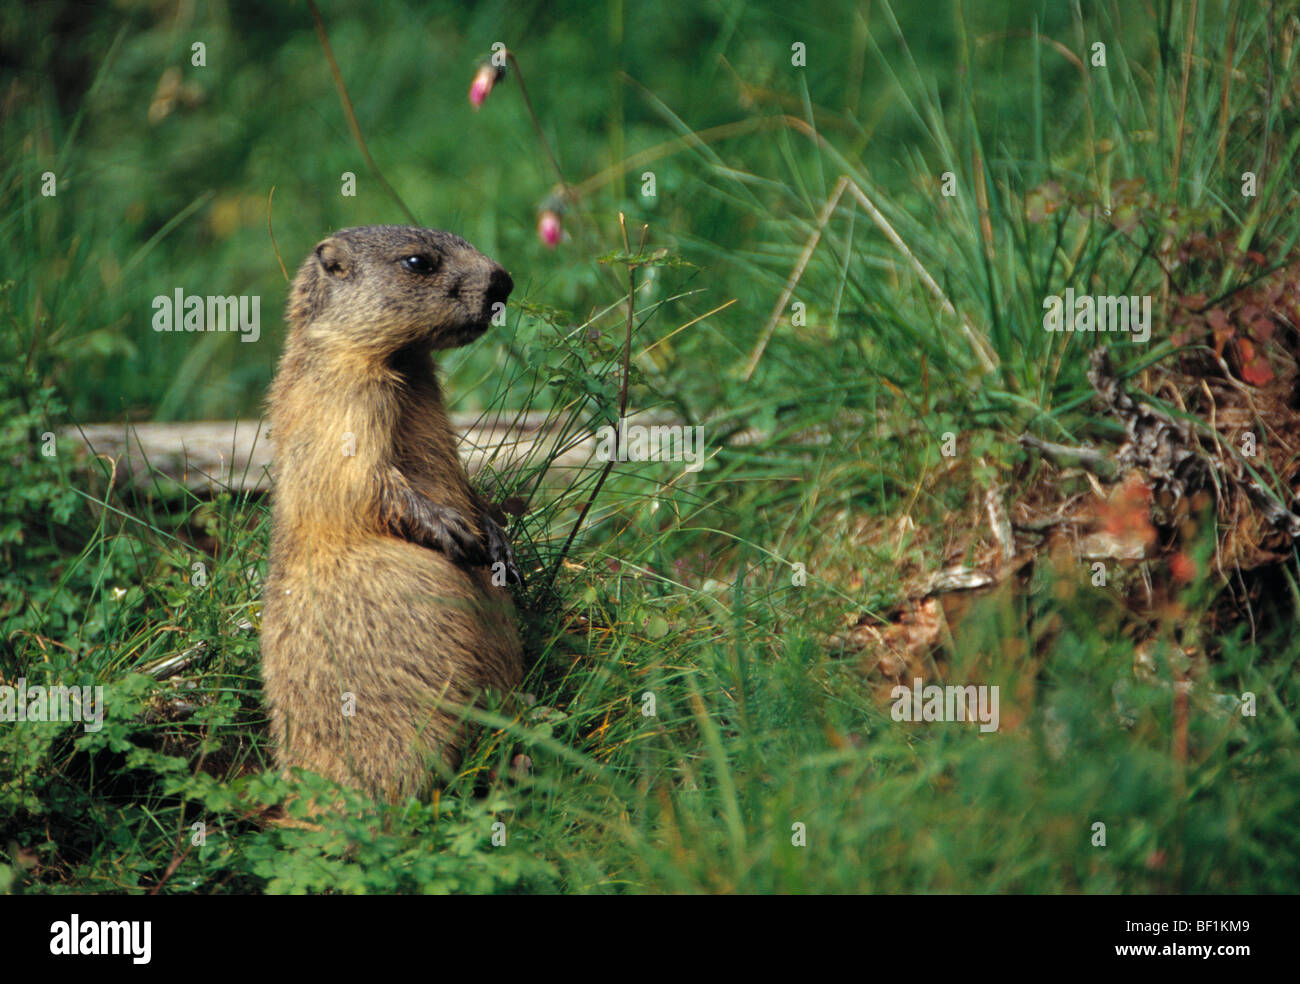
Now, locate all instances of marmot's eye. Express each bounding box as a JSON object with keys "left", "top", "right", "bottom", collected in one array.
[{"left": 401, "top": 254, "right": 438, "bottom": 275}]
